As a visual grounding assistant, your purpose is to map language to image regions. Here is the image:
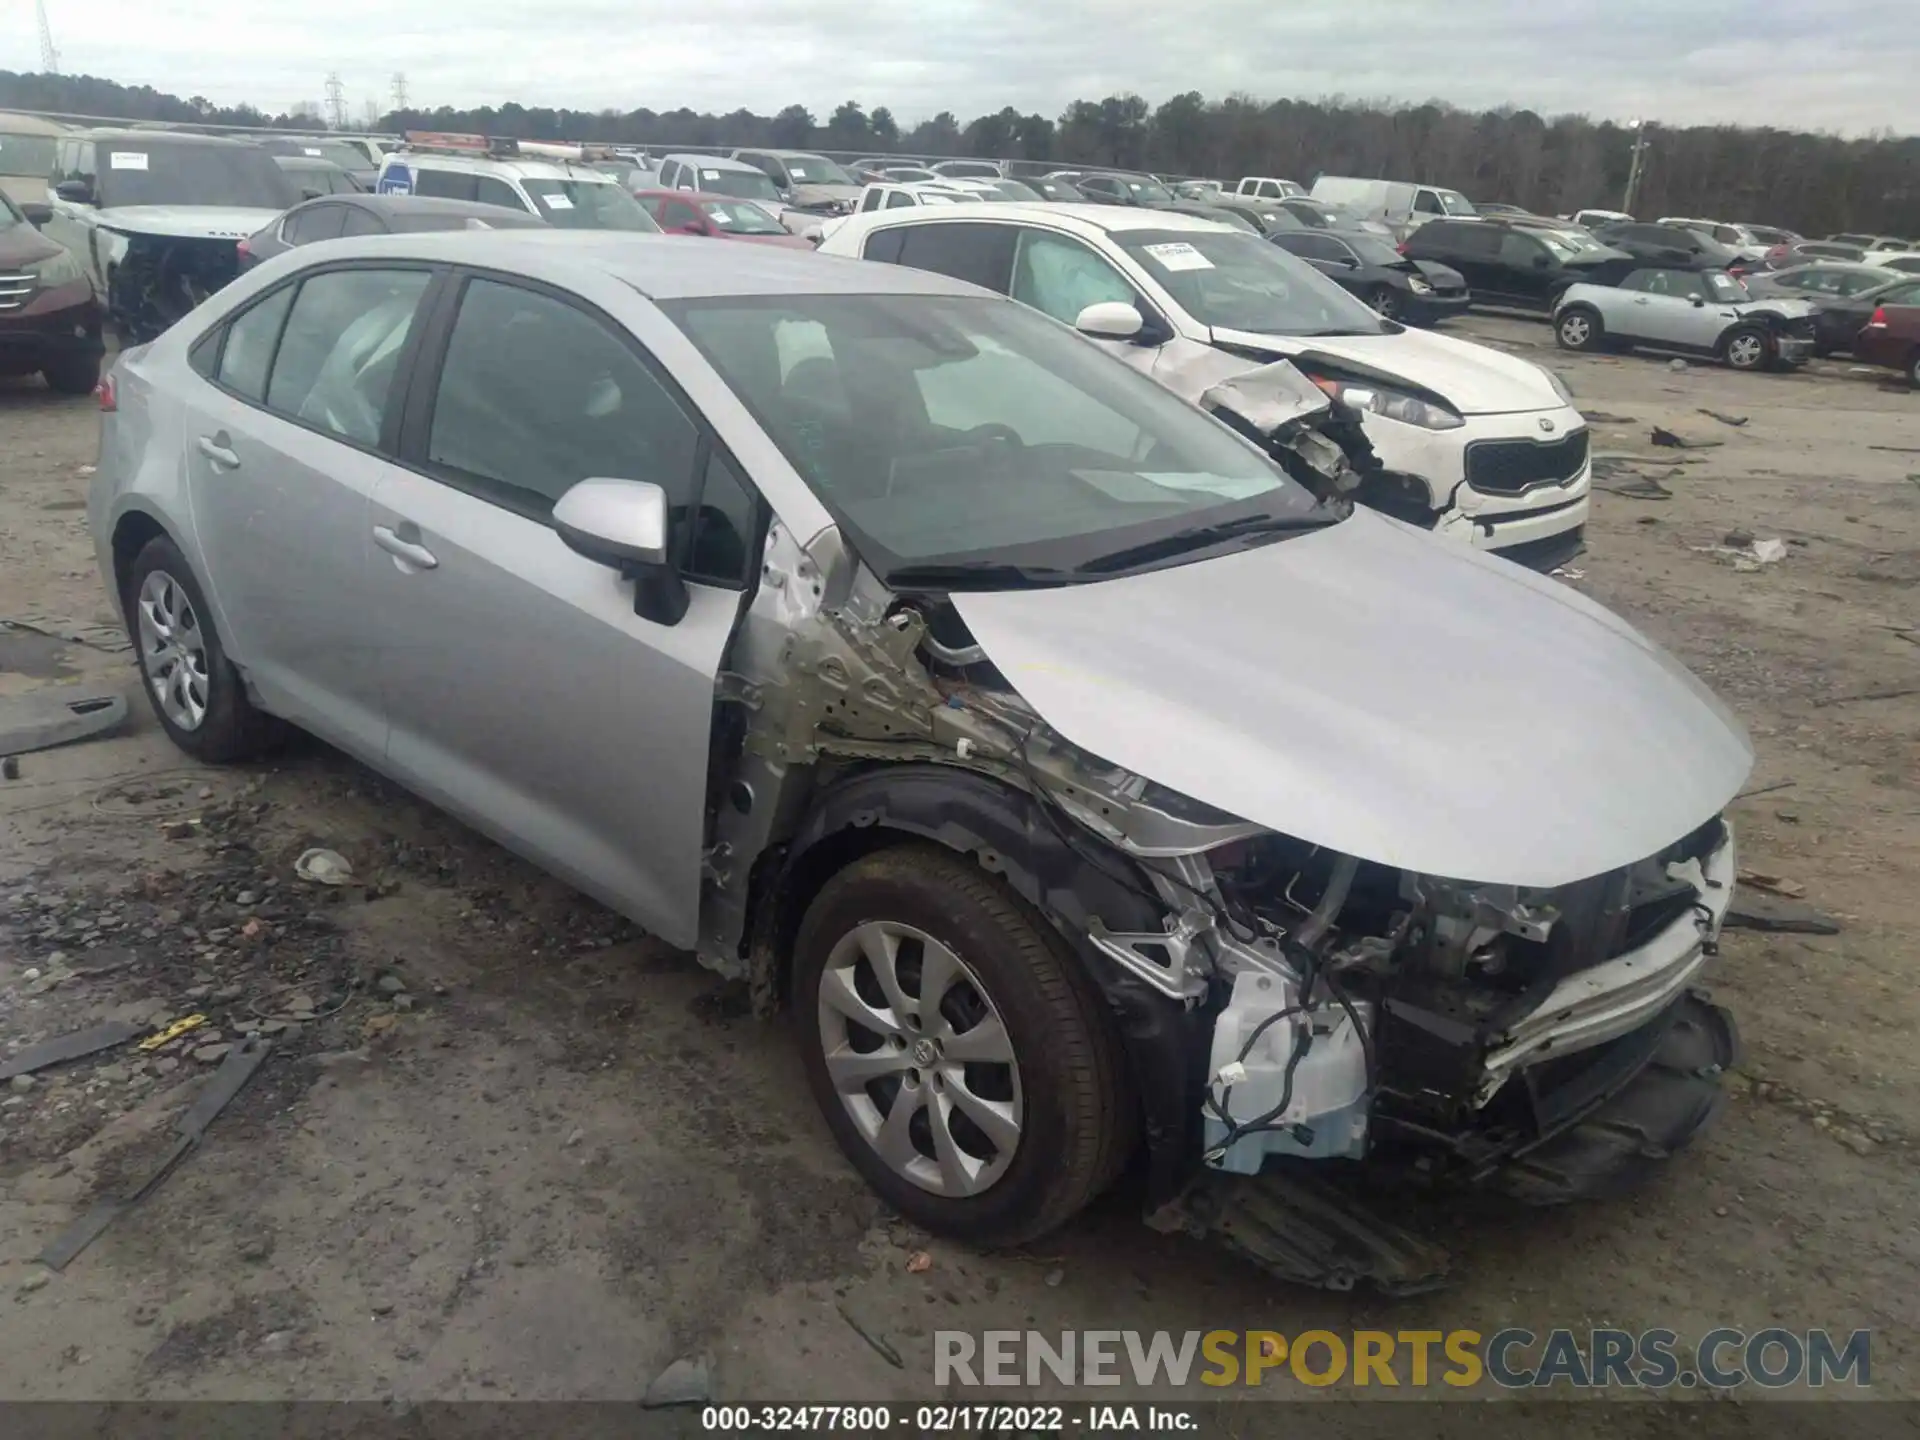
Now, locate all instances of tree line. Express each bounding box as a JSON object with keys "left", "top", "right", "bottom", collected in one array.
[{"left": 4, "top": 69, "right": 1915, "bottom": 236}]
